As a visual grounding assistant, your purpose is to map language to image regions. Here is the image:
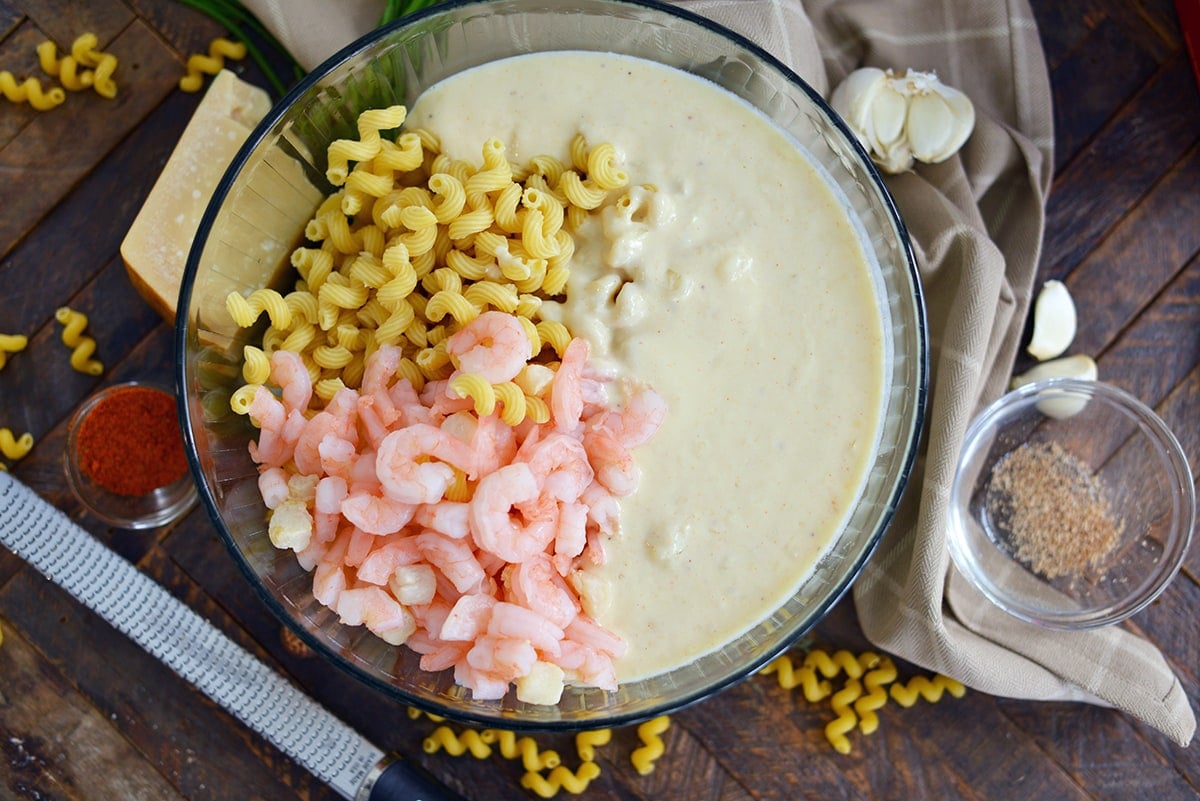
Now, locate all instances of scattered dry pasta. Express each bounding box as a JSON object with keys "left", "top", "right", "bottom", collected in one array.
[
  {"left": 179, "top": 37, "right": 246, "bottom": 92},
  {"left": 55, "top": 307, "right": 103, "bottom": 376},
  {"left": 520, "top": 763, "right": 602, "bottom": 799},
  {"left": 889, "top": 674, "right": 967, "bottom": 707},
  {"left": 630, "top": 715, "right": 670, "bottom": 775},
  {"left": 0, "top": 71, "right": 65, "bottom": 110},
  {"left": 0, "top": 333, "right": 28, "bottom": 370},
  {"left": 0, "top": 429, "right": 33, "bottom": 462},
  {"left": 422, "top": 725, "right": 493, "bottom": 759},
  {"left": 762, "top": 647, "right": 966, "bottom": 754},
  {"left": 225, "top": 107, "right": 636, "bottom": 427}
]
